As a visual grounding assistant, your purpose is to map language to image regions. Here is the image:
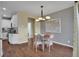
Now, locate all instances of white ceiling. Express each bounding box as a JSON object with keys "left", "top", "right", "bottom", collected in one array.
[{"left": 0, "top": 1, "right": 74, "bottom": 16}]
